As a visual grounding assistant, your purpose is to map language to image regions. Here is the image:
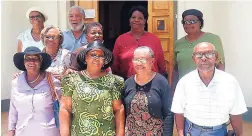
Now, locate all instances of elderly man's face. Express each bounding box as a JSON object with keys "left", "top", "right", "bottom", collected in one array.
[
  {"left": 132, "top": 50, "right": 154, "bottom": 74},
  {"left": 68, "top": 8, "right": 85, "bottom": 31},
  {"left": 193, "top": 43, "right": 217, "bottom": 72}
]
